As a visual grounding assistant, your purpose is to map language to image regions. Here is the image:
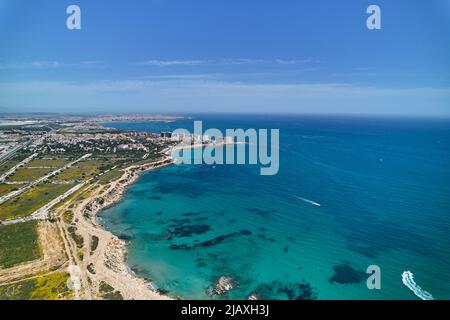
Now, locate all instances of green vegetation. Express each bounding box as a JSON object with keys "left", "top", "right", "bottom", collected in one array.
[
  {"left": 131, "top": 156, "right": 165, "bottom": 167},
  {"left": 51, "top": 184, "right": 94, "bottom": 211},
  {"left": 99, "top": 281, "right": 123, "bottom": 300},
  {"left": 73, "top": 185, "right": 100, "bottom": 204},
  {"left": 27, "top": 158, "right": 68, "bottom": 168},
  {"left": 67, "top": 226, "right": 84, "bottom": 249},
  {"left": 98, "top": 169, "right": 123, "bottom": 185},
  {"left": 62, "top": 210, "right": 74, "bottom": 223},
  {"left": 54, "top": 160, "right": 100, "bottom": 181},
  {"left": 0, "top": 184, "right": 22, "bottom": 197},
  {"left": 87, "top": 263, "right": 96, "bottom": 274},
  {"left": 0, "top": 183, "right": 75, "bottom": 220},
  {"left": 0, "top": 272, "right": 72, "bottom": 300},
  {"left": 90, "top": 235, "right": 99, "bottom": 253},
  {"left": 8, "top": 167, "right": 55, "bottom": 181},
  {"left": 0, "top": 221, "right": 41, "bottom": 268}
]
